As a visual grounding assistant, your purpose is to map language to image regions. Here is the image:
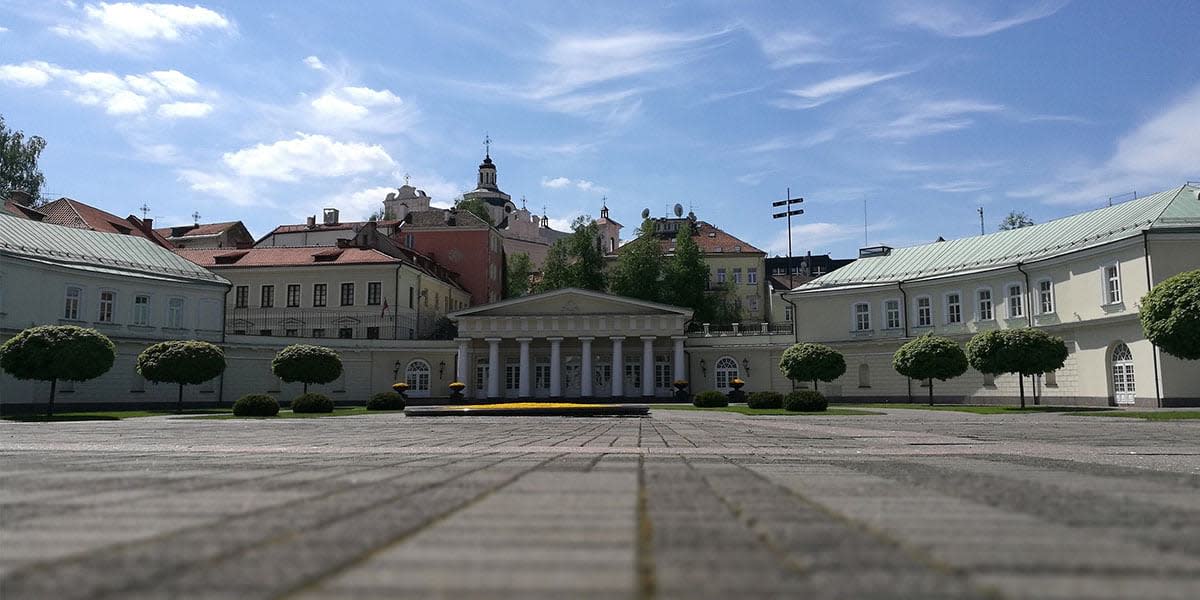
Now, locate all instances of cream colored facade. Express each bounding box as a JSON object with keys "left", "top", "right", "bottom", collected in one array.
[{"left": 704, "top": 253, "right": 768, "bottom": 322}]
